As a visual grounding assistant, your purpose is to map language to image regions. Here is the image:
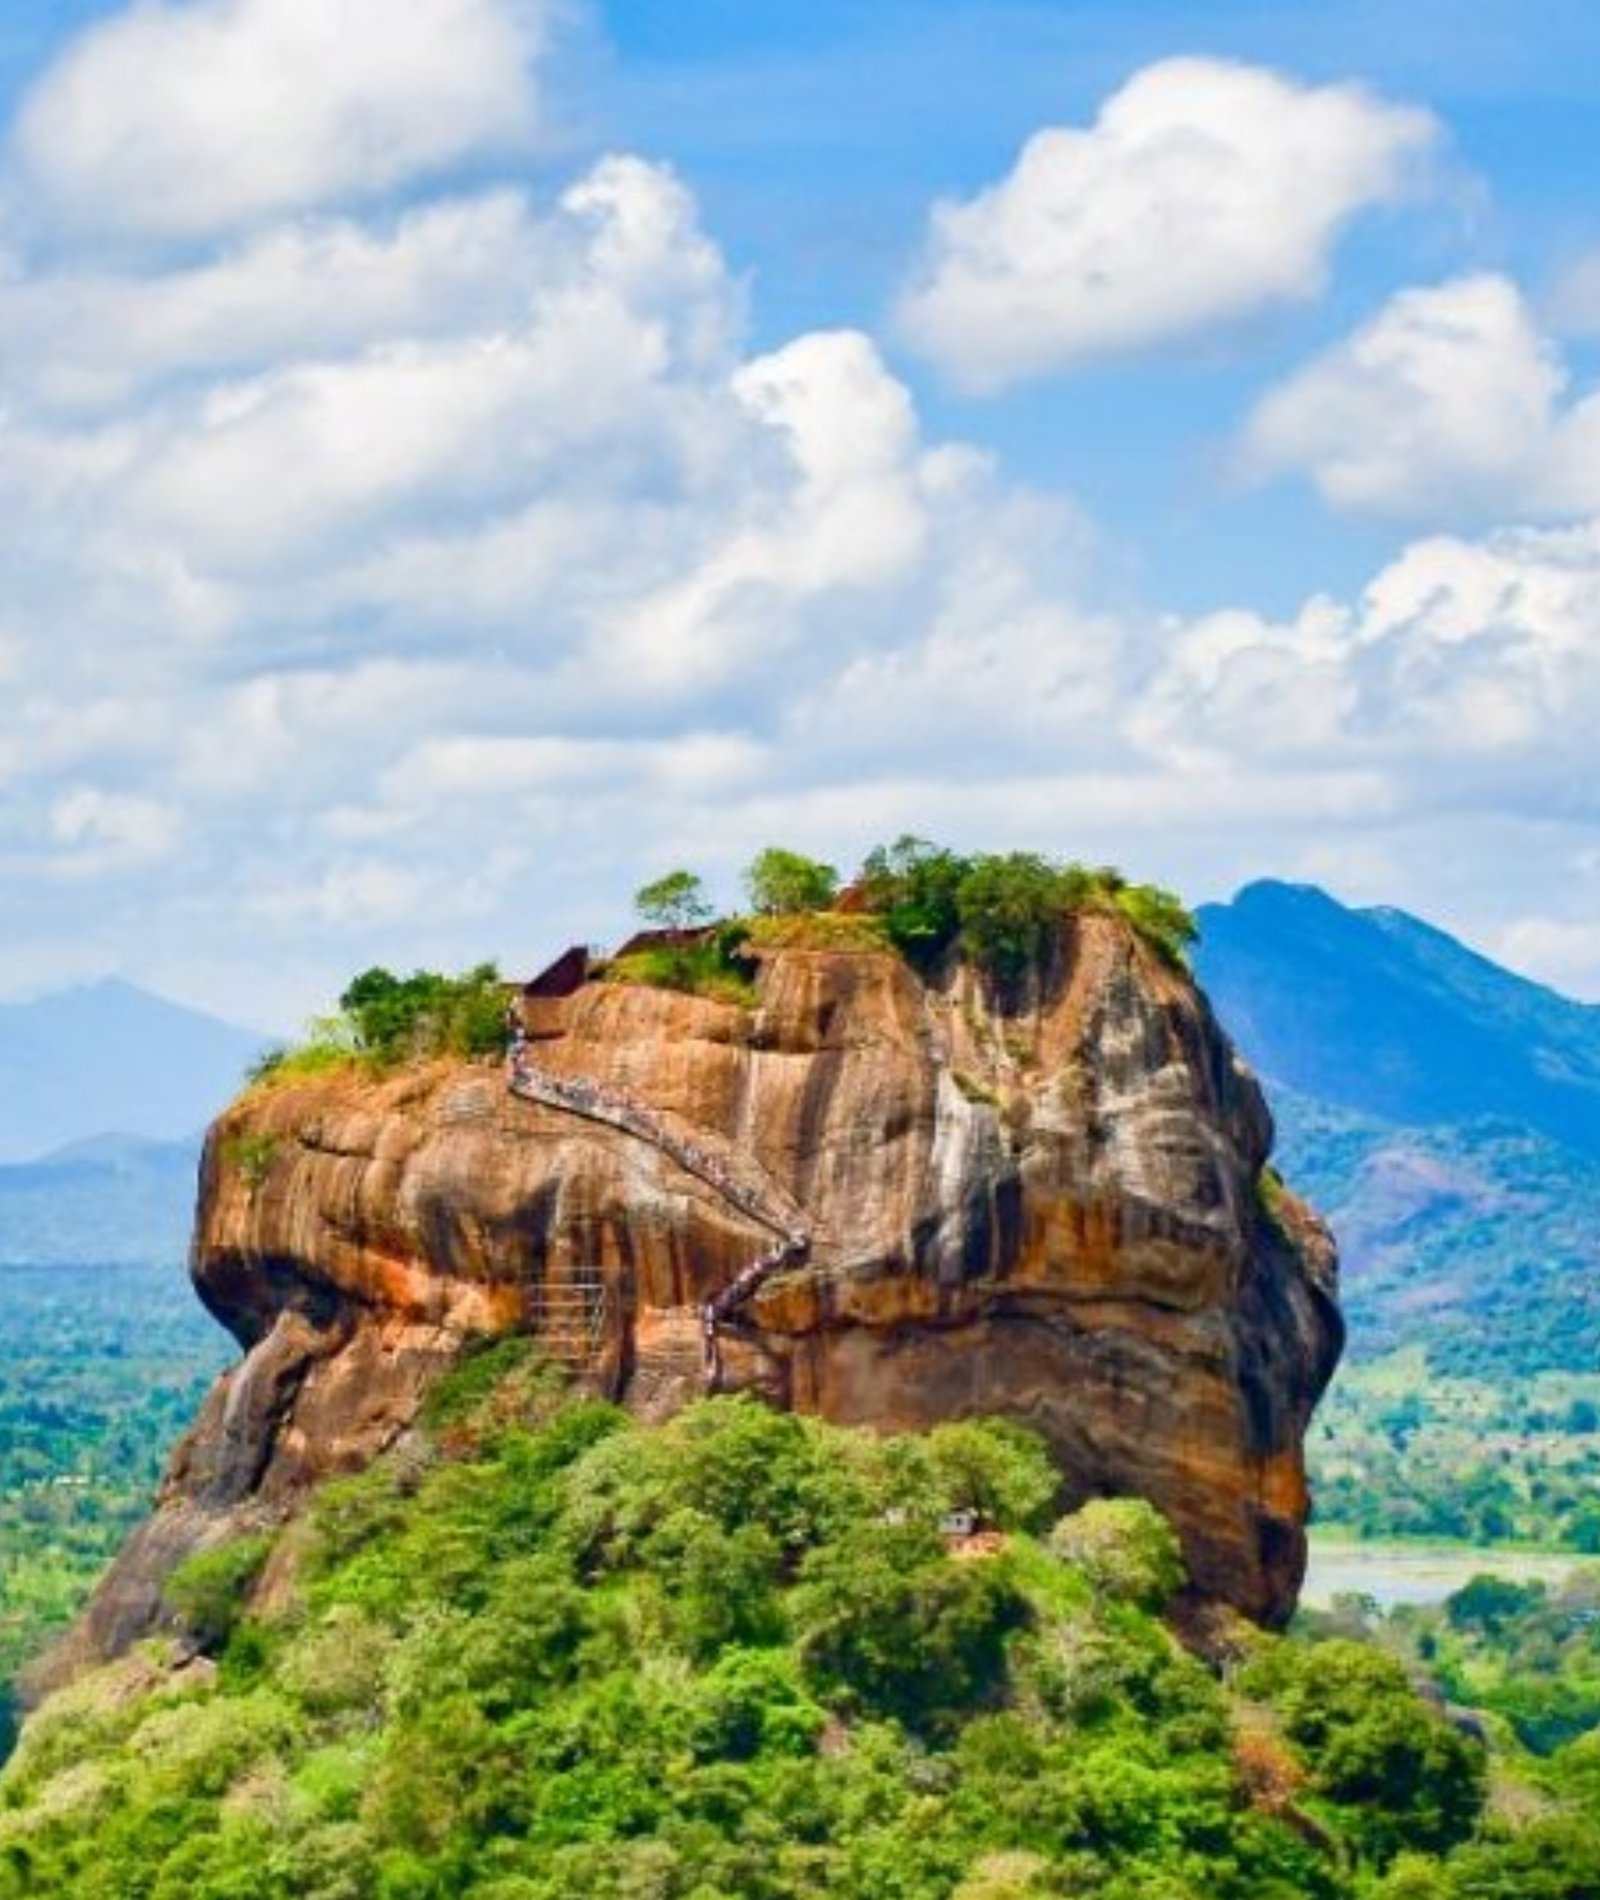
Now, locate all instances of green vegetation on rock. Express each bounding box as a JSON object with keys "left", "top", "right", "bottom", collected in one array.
[
  {"left": 741, "top": 911, "right": 890, "bottom": 953},
  {"left": 606, "top": 923, "right": 759, "bottom": 1007},
  {"left": 632, "top": 869, "right": 714, "bottom": 933},
  {"left": 743, "top": 847, "right": 840, "bottom": 917},
  {"left": 165, "top": 1535, "right": 275, "bottom": 1656},
  {"left": 857, "top": 838, "right": 1196, "bottom": 981},
  {"left": 623, "top": 837, "right": 1196, "bottom": 998},
  {"left": 250, "top": 964, "right": 510, "bottom": 1084},
  {"left": 954, "top": 851, "right": 1077, "bottom": 985},
  {"left": 859, "top": 835, "right": 969, "bottom": 965},
  {"left": 337, "top": 965, "right": 508, "bottom": 1066}
]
